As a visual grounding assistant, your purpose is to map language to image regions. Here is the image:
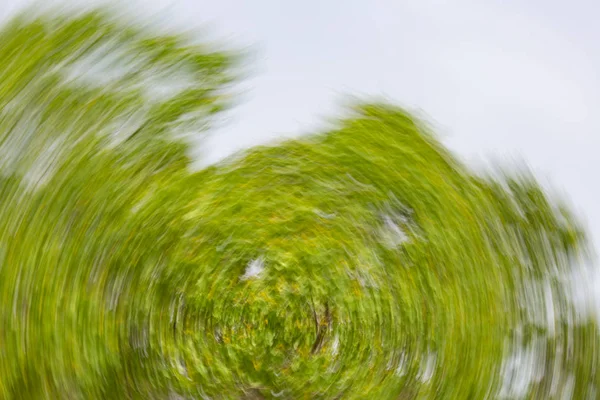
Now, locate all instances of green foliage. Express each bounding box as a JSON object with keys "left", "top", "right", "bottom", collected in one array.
[{"left": 0, "top": 8, "right": 597, "bottom": 400}]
